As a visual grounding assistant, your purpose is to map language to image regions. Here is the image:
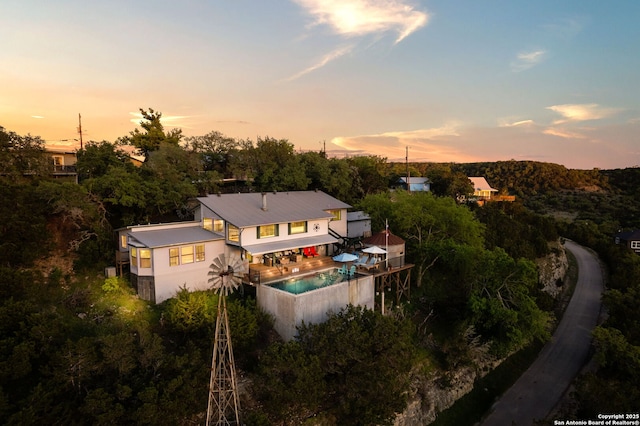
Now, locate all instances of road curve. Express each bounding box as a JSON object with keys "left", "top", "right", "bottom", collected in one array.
[{"left": 481, "top": 240, "right": 604, "bottom": 426}]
